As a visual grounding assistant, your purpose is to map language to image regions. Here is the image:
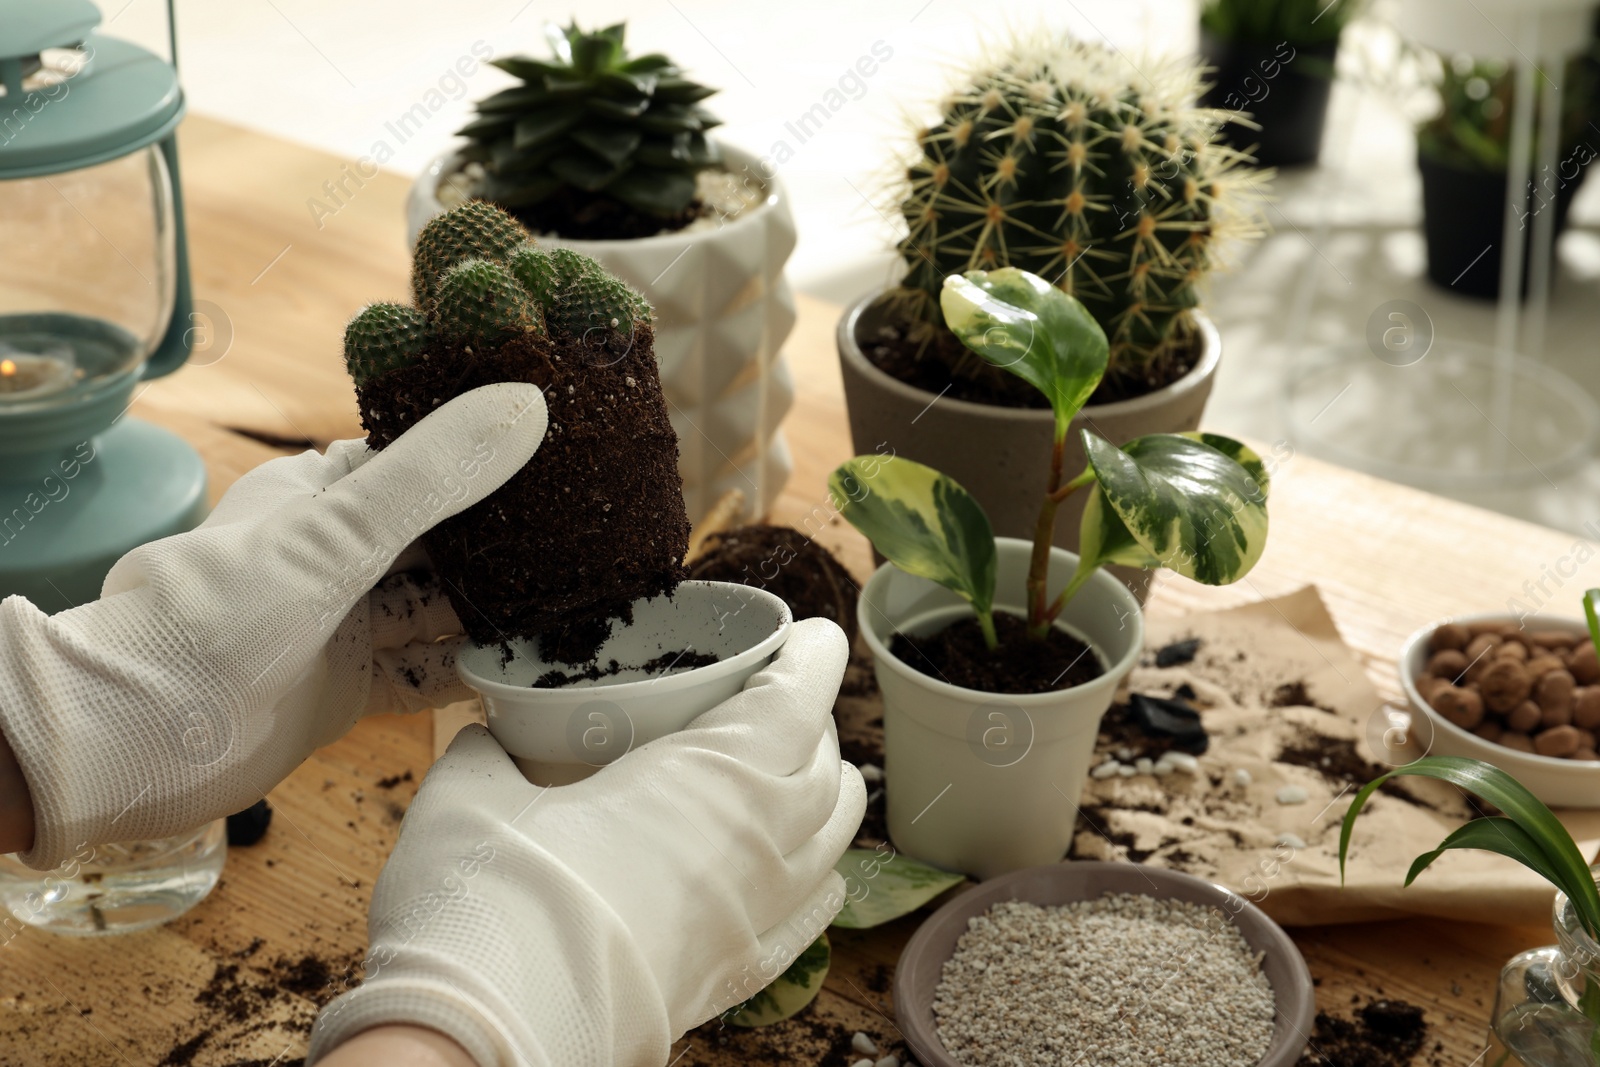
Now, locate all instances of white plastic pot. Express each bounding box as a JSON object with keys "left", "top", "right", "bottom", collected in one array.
[
  {"left": 457, "top": 581, "right": 792, "bottom": 785},
  {"left": 859, "top": 538, "right": 1144, "bottom": 880},
  {"left": 408, "top": 144, "right": 797, "bottom": 525}
]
